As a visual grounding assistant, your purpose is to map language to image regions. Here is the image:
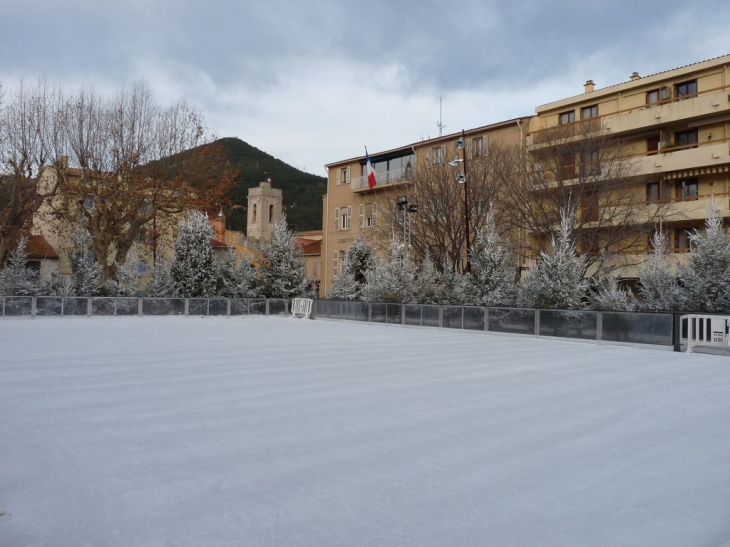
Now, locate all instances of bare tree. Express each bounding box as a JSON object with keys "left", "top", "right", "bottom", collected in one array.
[
  {"left": 374, "top": 150, "right": 509, "bottom": 273},
  {"left": 0, "top": 78, "right": 65, "bottom": 265},
  {"left": 49, "top": 81, "right": 235, "bottom": 280},
  {"left": 491, "top": 125, "right": 673, "bottom": 274}
]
